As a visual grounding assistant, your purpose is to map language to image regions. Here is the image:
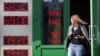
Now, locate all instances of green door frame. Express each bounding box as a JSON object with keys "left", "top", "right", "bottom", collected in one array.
[
  {"left": 33, "top": 0, "right": 42, "bottom": 56},
  {"left": 33, "top": 0, "right": 70, "bottom": 56},
  {"left": 93, "top": 0, "right": 100, "bottom": 56}
]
